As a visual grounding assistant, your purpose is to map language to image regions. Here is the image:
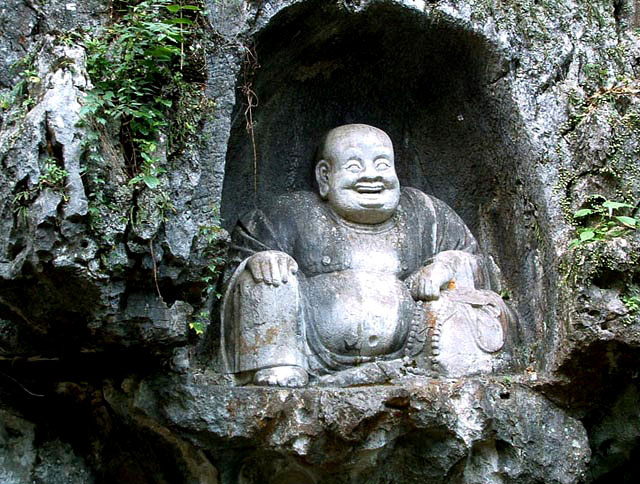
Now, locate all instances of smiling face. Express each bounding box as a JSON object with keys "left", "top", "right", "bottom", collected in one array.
[{"left": 316, "top": 124, "right": 401, "bottom": 225}]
